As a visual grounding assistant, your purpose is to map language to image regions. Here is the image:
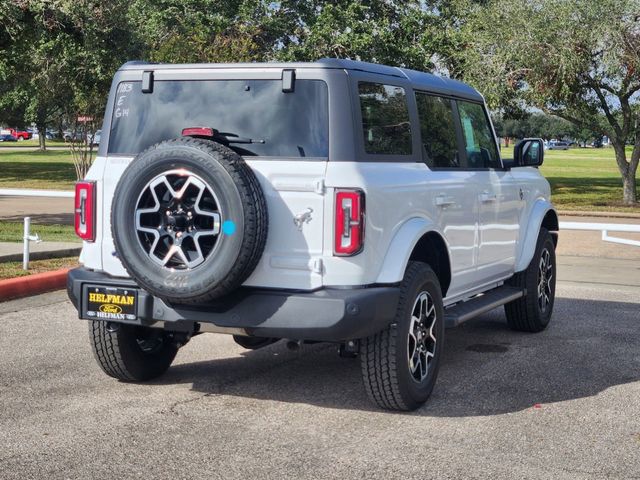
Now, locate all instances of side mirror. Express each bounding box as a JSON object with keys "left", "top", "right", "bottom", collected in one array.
[{"left": 514, "top": 138, "right": 544, "bottom": 167}]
